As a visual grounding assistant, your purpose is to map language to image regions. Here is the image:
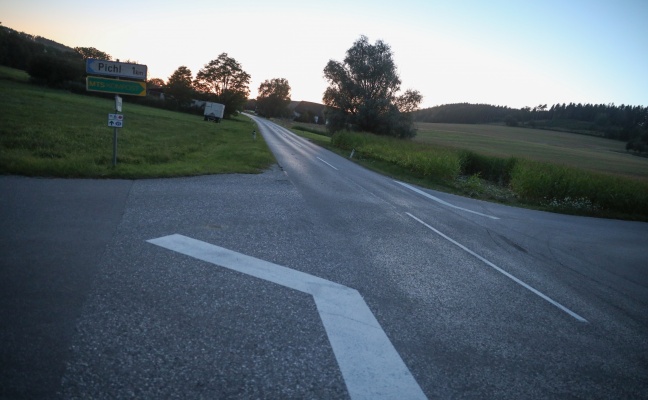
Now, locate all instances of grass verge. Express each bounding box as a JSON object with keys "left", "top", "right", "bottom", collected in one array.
[
  {"left": 0, "top": 76, "right": 275, "bottom": 179},
  {"left": 324, "top": 130, "right": 648, "bottom": 221}
]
